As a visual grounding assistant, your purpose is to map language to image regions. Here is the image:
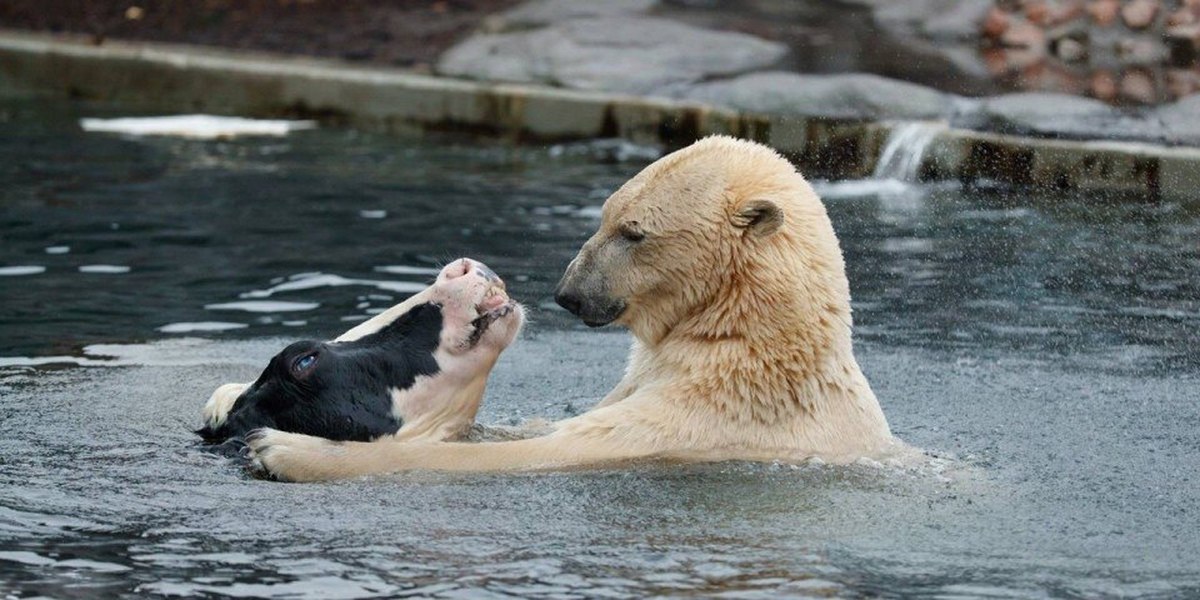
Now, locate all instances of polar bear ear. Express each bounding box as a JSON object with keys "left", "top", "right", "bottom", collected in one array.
[{"left": 731, "top": 199, "right": 783, "bottom": 237}]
